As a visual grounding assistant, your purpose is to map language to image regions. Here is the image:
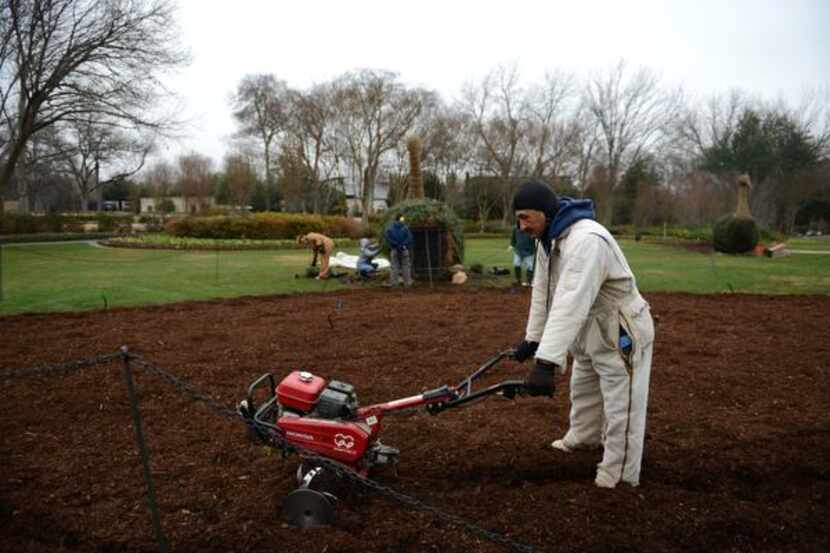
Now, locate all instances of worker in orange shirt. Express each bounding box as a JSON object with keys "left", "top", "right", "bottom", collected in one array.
[{"left": 297, "top": 232, "right": 335, "bottom": 279}]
